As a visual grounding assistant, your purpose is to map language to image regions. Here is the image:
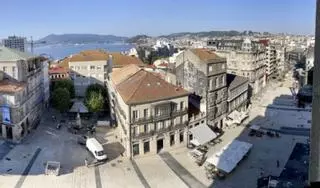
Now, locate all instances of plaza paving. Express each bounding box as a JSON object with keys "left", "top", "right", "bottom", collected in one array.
[{"left": 0, "top": 72, "right": 310, "bottom": 188}]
